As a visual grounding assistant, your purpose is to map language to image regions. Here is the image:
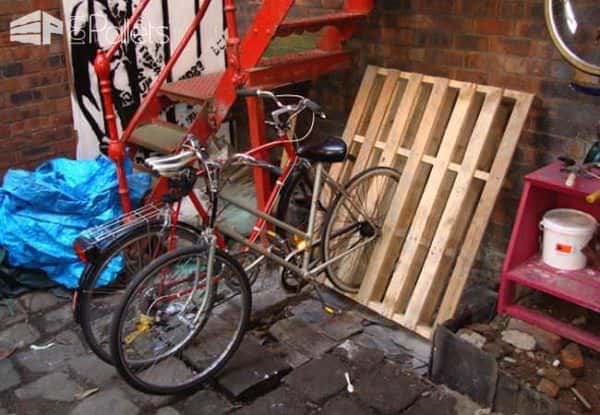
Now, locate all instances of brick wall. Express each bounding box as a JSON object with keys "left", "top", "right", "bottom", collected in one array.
[
  {"left": 0, "top": 0, "right": 76, "bottom": 178},
  {"left": 329, "top": 0, "right": 599, "bottom": 286},
  {"left": 239, "top": 1, "right": 600, "bottom": 286}
]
